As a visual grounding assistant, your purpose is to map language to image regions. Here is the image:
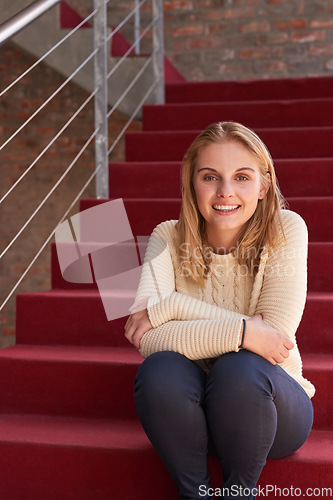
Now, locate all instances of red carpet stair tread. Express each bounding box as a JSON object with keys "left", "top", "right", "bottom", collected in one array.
[
  {"left": 165, "top": 75, "right": 333, "bottom": 102},
  {"left": 2, "top": 75, "right": 333, "bottom": 498},
  {"left": 0, "top": 416, "right": 330, "bottom": 500},
  {"left": 15, "top": 291, "right": 333, "bottom": 353},
  {"left": 79, "top": 197, "right": 333, "bottom": 241},
  {"left": 143, "top": 98, "right": 333, "bottom": 130},
  {"left": 125, "top": 128, "right": 333, "bottom": 161},
  {"left": 108, "top": 159, "right": 333, "bottom": 198}
]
